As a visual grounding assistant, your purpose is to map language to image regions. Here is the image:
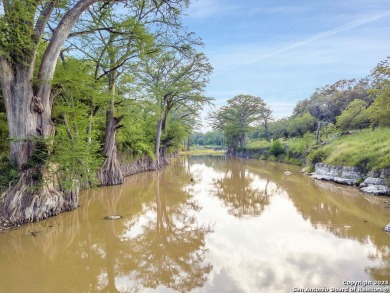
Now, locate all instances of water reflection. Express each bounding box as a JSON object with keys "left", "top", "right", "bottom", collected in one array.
[
  {"left": 122, "top": 170, "right": 212, "bottom": 292},
  {"left": 212, "top": 159, "right": 270, "bottom": 217},
  {"left": 185, "top": 156, "right": 390, "bottom": 291},
  {"left": 0, "top": 156, "right": 389, "bottom": 293},
  {"left": 0, "top": 162, "right": 212, "bottom": 293}
]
